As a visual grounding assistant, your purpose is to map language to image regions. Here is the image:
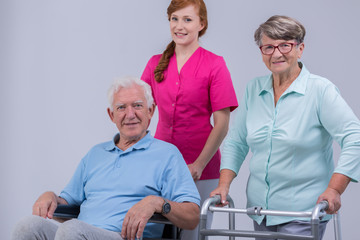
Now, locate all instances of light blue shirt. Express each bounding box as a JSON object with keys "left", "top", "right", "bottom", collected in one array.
[
  {"left": 221, "top": 63, "right": 360, "bottom": 226},
  {"left": 60, "top": 132, "right": 200, "bottom": 238}
]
